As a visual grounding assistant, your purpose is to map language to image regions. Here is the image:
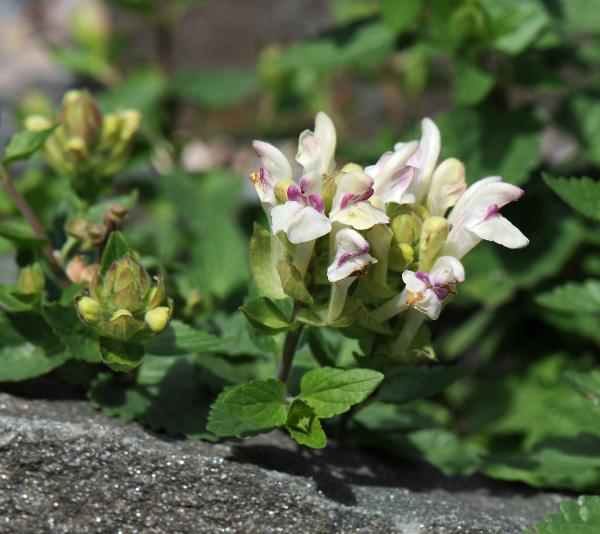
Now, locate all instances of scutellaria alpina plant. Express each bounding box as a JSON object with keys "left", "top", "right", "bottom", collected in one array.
[{"left": 207, "top": 111, "right": 529, "bottom": 448}]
